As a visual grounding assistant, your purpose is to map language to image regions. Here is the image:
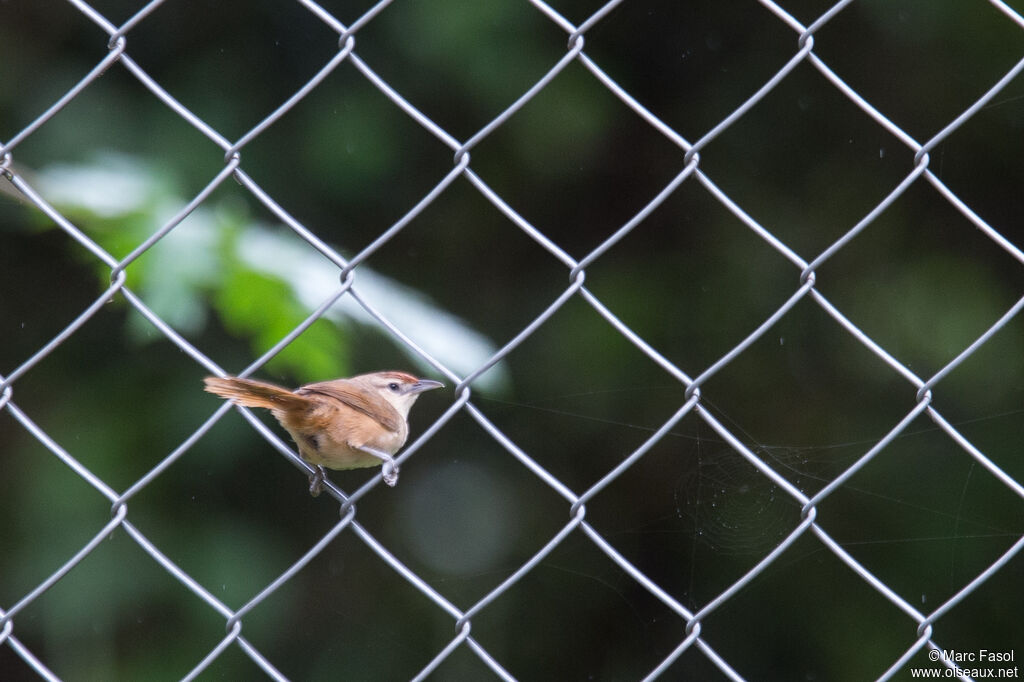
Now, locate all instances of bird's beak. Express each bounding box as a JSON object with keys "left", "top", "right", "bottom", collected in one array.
[{"left": 409, "top": 379, "right": 444, "bottom": 394}]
